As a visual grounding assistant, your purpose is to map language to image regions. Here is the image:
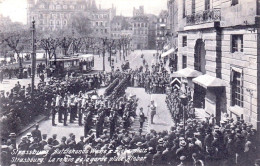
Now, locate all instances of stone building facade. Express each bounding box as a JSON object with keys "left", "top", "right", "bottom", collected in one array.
[
  {"left": 131, "top": 16, "right": 149, "bottom": 50},
  {"left": 174, "top": 0, "right": 260, "bottom": 129},
  {"left": 167, "top": 0, "right": 178, "bottom": 48},
  {"left": 156, "top": 10, "right": 168, "bottom": 51},
  {"left": 27, "top": 0, "right": 116, "bottom": 37}
]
